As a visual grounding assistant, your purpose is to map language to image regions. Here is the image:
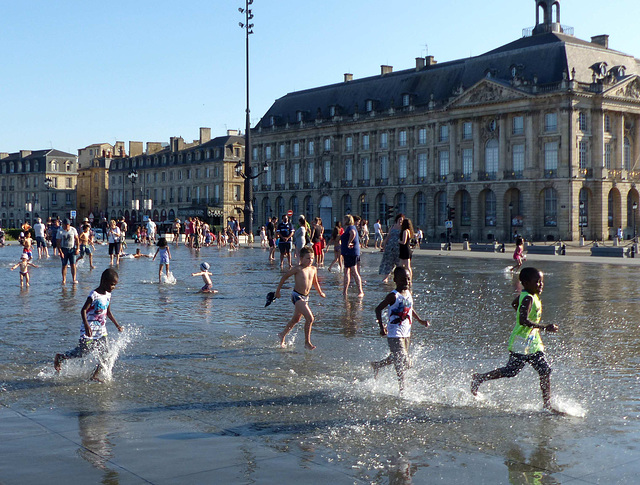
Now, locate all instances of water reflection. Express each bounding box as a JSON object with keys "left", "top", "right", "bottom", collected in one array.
[{"left": 77, "top": 409, "right": 119, "bottom": 485}]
